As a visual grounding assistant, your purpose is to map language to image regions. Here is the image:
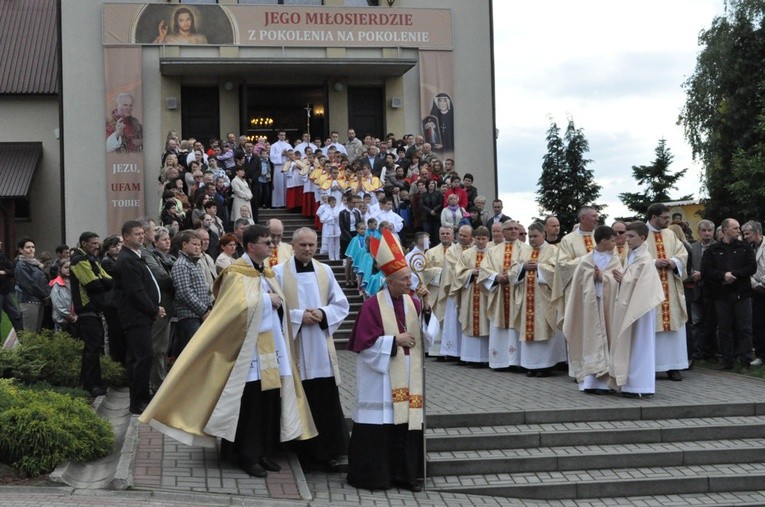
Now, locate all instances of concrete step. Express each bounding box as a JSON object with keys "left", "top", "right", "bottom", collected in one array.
[
  {"left": 429, "top": 461, "right": 765, "bottom": 500},
  {"left": 425, "top": 401, "right": 765, "bottom": 428},
  {"left": 427, "top": 438, "right": 765, "bottom": 476},
  {"left": 426, "top": 415, "right": 765, "bottom": 452}
]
